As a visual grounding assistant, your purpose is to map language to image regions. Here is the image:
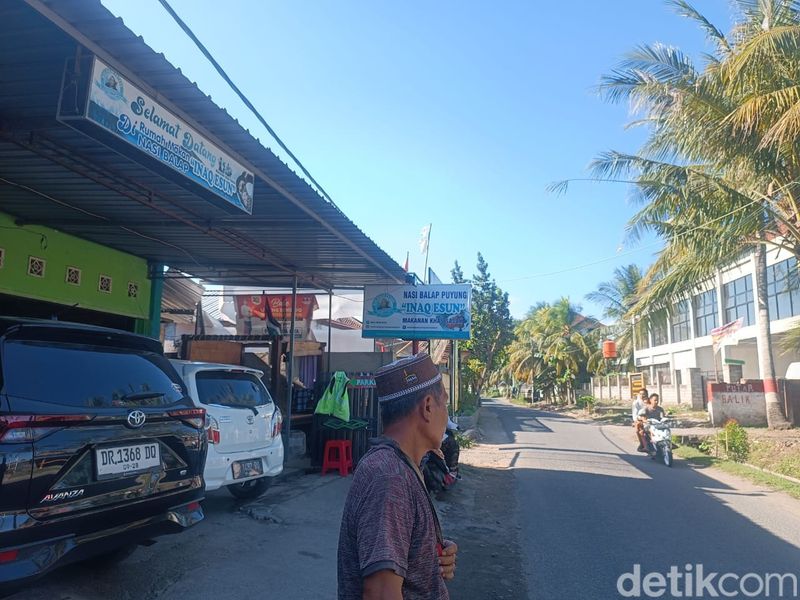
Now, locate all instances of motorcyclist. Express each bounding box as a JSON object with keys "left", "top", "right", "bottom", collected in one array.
[{"left": 638, "top": 393, "right": 666, "bottom": 450}]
